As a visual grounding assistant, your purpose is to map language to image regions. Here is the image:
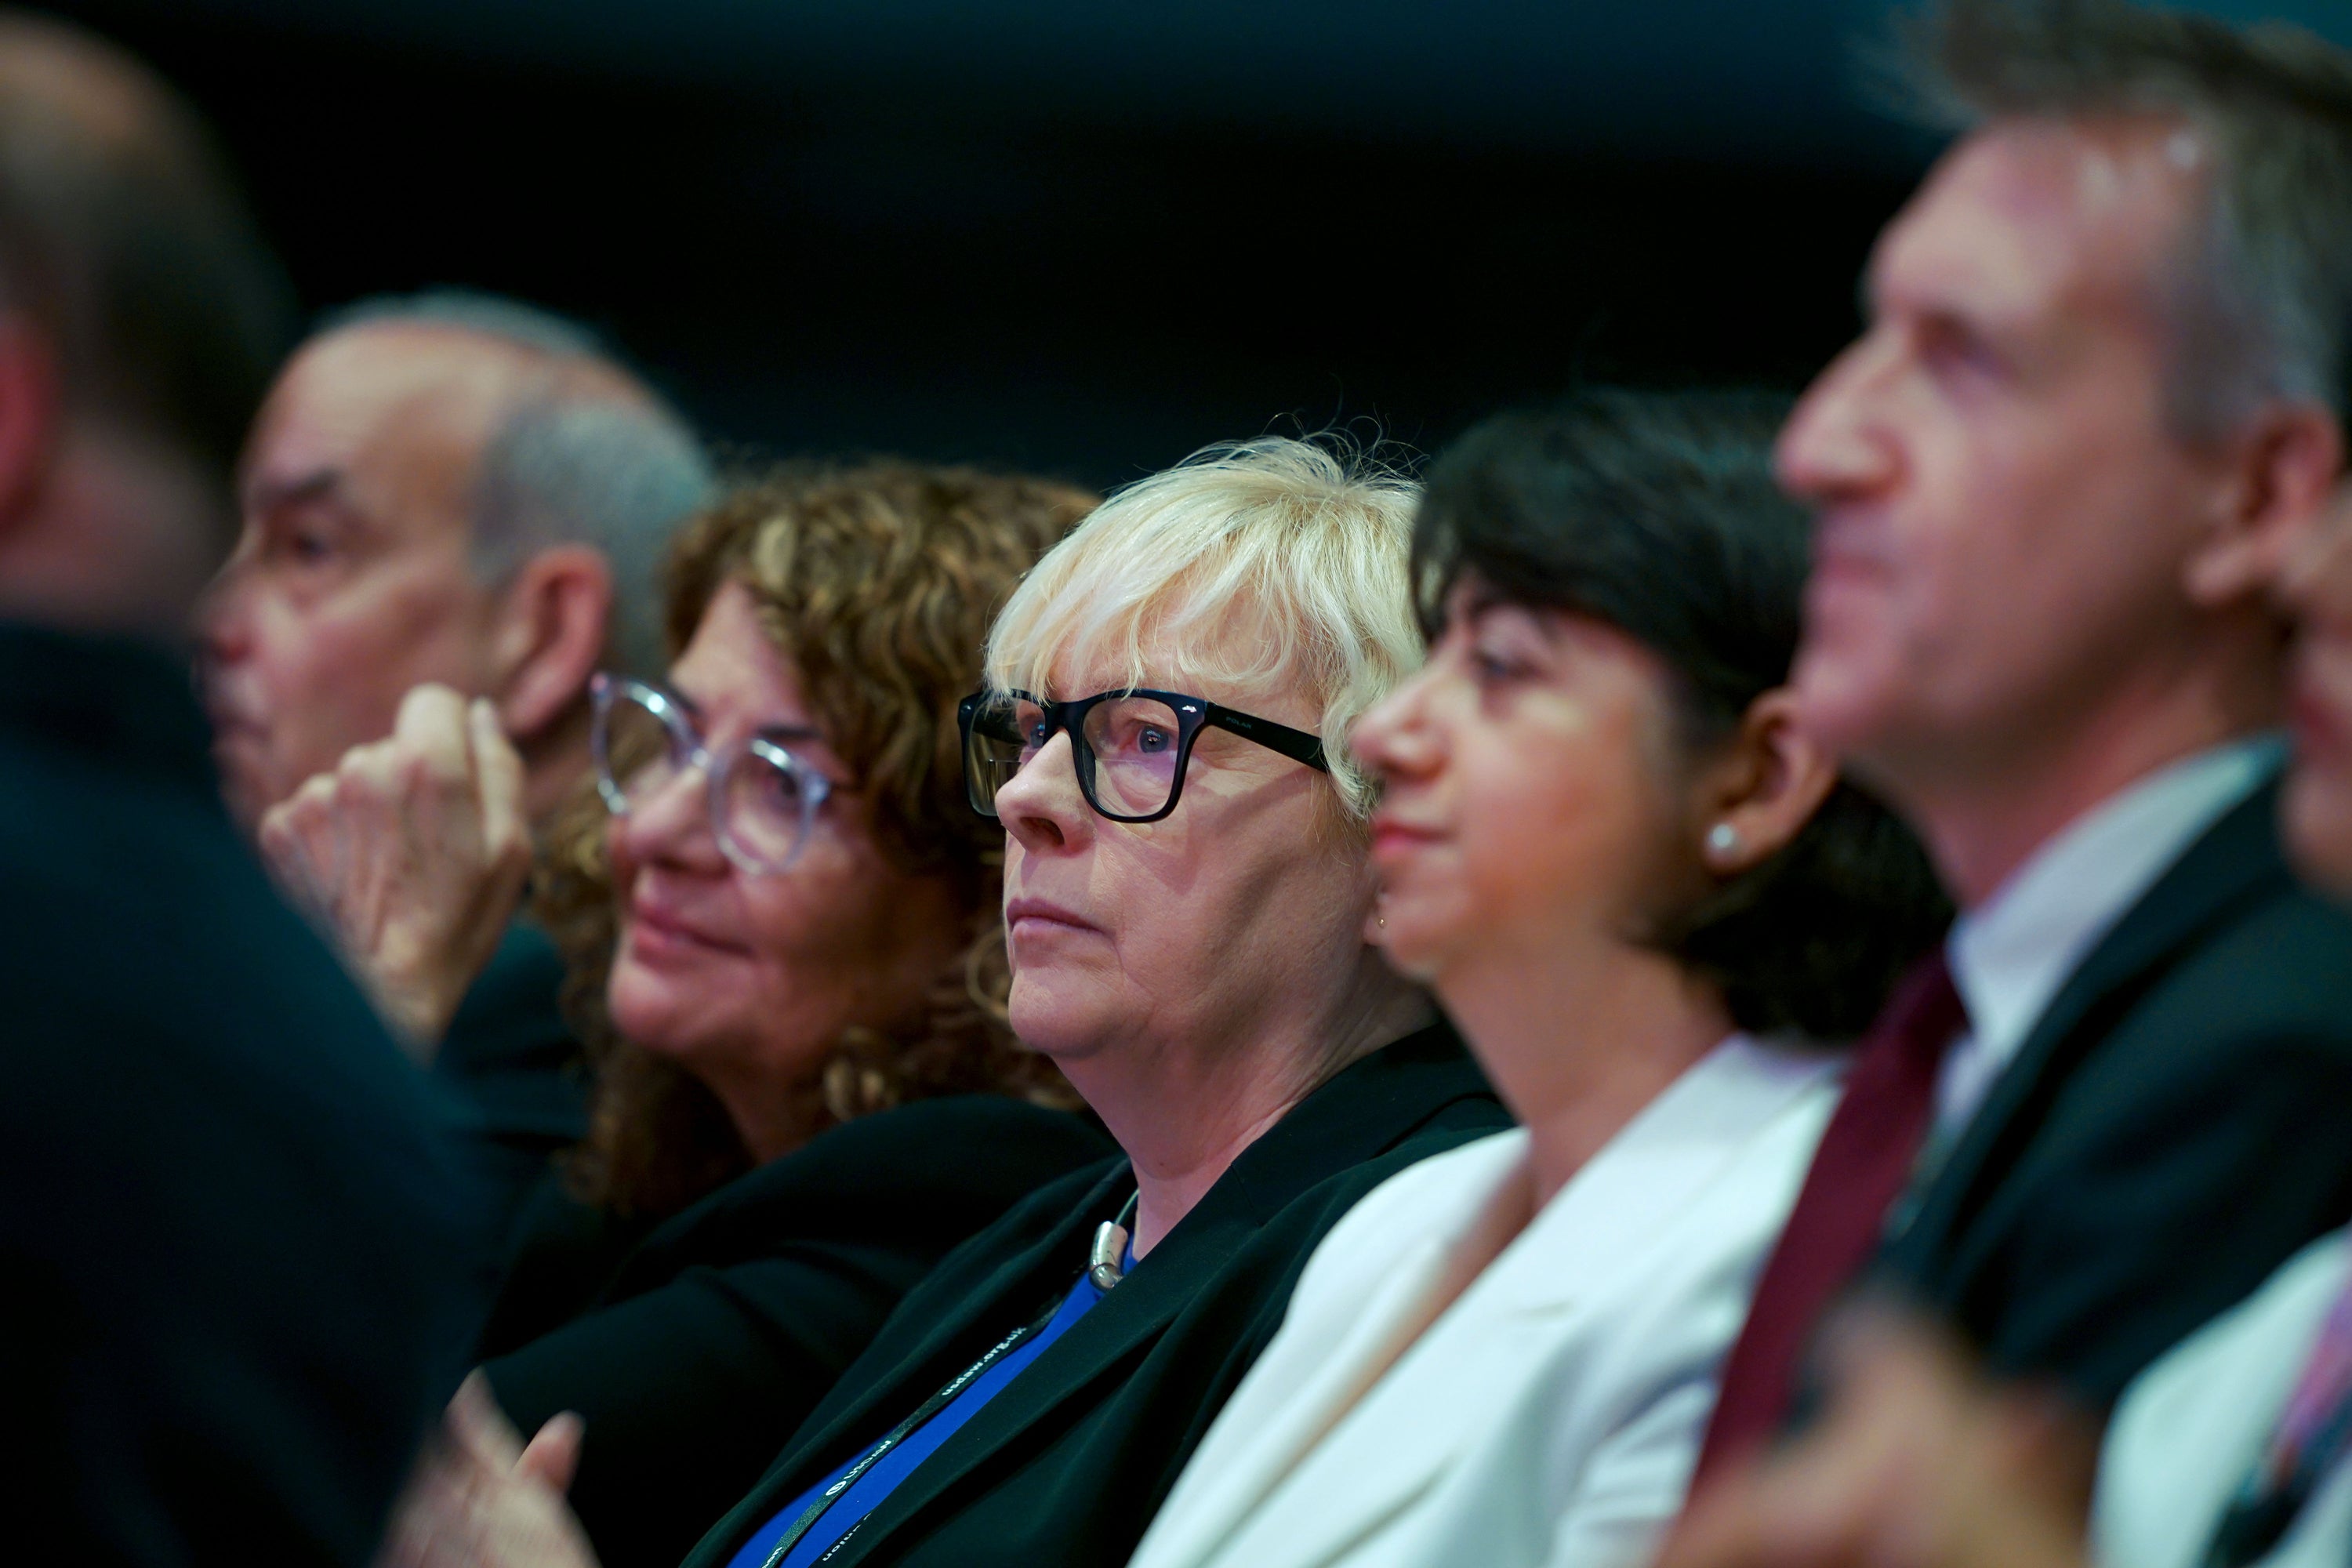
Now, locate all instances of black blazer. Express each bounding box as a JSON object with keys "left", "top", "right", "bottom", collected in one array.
[
  {"left": 434, "top": 920, "right": 589, "bottom": 1243},
  {"left": 1877, "top": 779, "right": 2352, "bottom": 1404},
  {"left": 482, "top": 1096, "right": 1116, "bottom": 1568},
  {"left": 477, "top": 1170, "right": 657, "bottom": 1358},
  {"left": 0, "top": 624, "right": 489, "bottom": 1565},
  {"left": 681, "top": 1022, "right": 1508, "bottom": 1568}
]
